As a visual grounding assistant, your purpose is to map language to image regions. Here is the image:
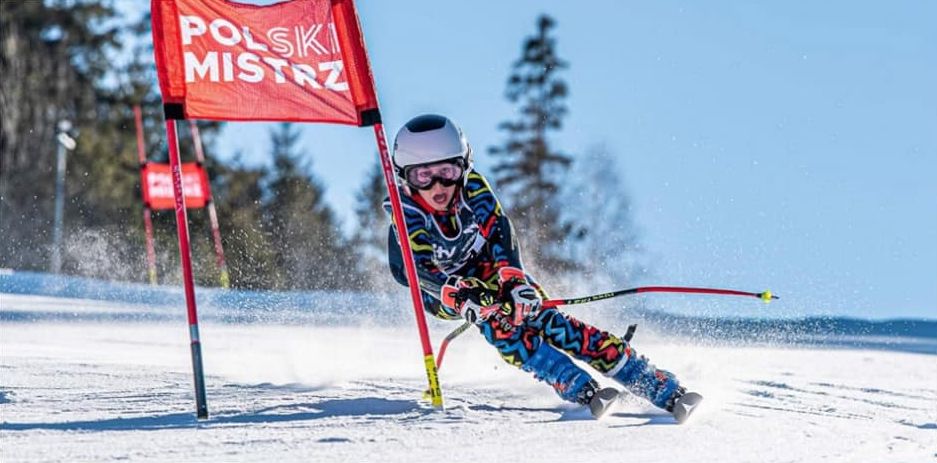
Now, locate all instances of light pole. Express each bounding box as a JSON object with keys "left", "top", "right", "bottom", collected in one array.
[{"left": 50, "top": 120, "right": 76, "bottom": 274}]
